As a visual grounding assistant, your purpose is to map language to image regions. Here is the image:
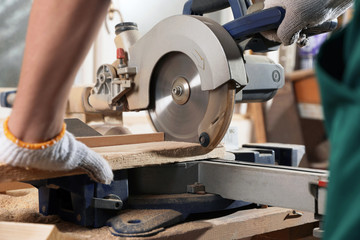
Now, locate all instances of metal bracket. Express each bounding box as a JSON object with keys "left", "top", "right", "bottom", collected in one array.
[{"left": 92, "top": 194, "right": 123, "bottom": 210}]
